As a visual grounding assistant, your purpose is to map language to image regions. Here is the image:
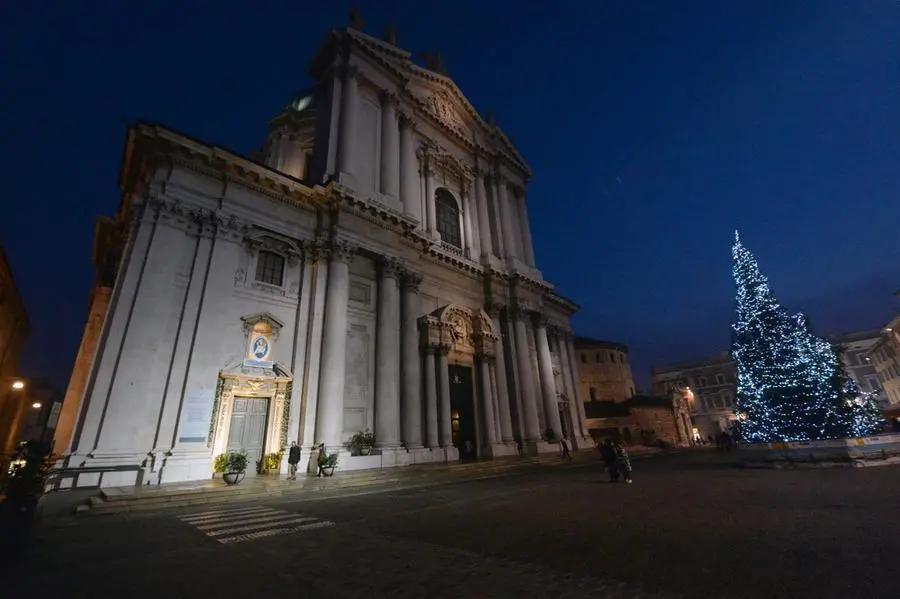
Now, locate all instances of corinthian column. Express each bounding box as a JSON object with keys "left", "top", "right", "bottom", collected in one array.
[
  {"left": 401, "top": 272, "right": 423, "bottom": 448},
  {"left": 479, "top": 358, "right": 497, "bottom": 446},
  {"left": 475, "top": 168, "right": 493, "bottom": 259},
  {"left": 512, "top": 305, "right": 540, "bottom": 442},
  {"left": 399, "top": 114, "right": 421, "bottom": 221},
  {"left": 423, "top": 345, "right": 439, "bottom": 448},
  {"left": 565, "top": 334, "right": 591, "bottom": 439},
  {"left": 379, "top": 93, "right": 400, "bottom": 200},
  {"left": 424, "top": 158, "right": 437, "bottom": 236},
  {"left": 490, "top": 176, "right": 506, "bottom": 257},
  {"left": 534, "top": 315, "right": 562, "bottom": 439},
  {"left": 437, "top": 346, "right": 453, "bottom": 447},
  {"left": 498, "top": 179, "right": 518, "bottom": 261},
  {"left": 555, "top": 330, "right": 582, "bottom": 445},
  {"left": 488, "top": 305, "right": 513, "bottom": 442},
  {"left": 336, "top": 65, "right": 359, "bottom": 178},
  {"left": 315, "top": 239, "right": 356, "bottom": 448},
  {"left": 516, "top": 190, "right": 536, "bottom": 267},
  {"left": 374, "top": 257, "right": 402, "bottom": 449}
]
